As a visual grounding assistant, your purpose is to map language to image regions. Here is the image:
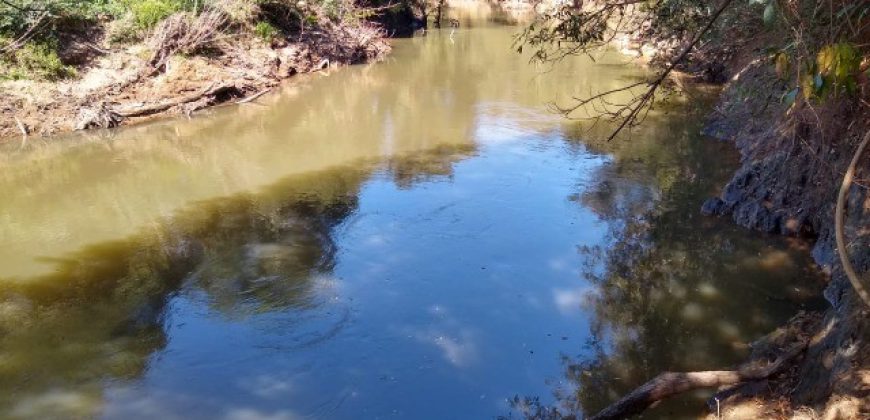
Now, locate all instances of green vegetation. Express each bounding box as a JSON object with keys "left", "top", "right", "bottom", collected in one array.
[
  {"left": 2, "top": 41, "right": 75, "bottom": 80},
  {"left": 253, "top": 20, "right": 278, "bottom": 41},
  {"left": 0, "top": 0, "right": 410, "bottom": 81},
  {"left": 129, "top": 0, "right": 184, "bottom": 29},
  {"left": 518, "top": 0, "right": 869, "bottom": 136}
]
